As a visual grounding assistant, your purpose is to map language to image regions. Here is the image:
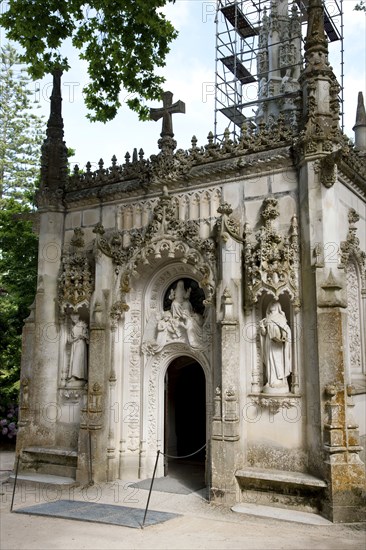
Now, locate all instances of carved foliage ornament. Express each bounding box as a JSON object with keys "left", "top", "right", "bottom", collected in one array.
[
  {"left": 217, "top": 198, "right": 300, "bottom": 307},
  {"left": 94, "top": 189, "right": 216, "bottom": 306},
  {"left": 245, "top": 198, "right": 300, "bottom": 307},
  {"left": 58, "top": 228, "right": 94, "bottom": 310}
]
